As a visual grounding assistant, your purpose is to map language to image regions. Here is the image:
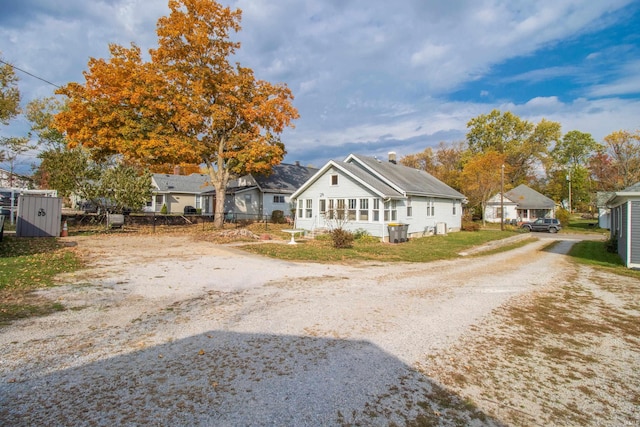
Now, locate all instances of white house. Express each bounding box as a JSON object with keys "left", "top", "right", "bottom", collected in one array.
[
  {"left": 484, "top": 184, "right": 556, "bottom": 223},
  {"left": 596, "top": 191, "right": 614, "bottom": 229},
  {"left": 291, "top": 153, "right": 466, "bottom": 240}
]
